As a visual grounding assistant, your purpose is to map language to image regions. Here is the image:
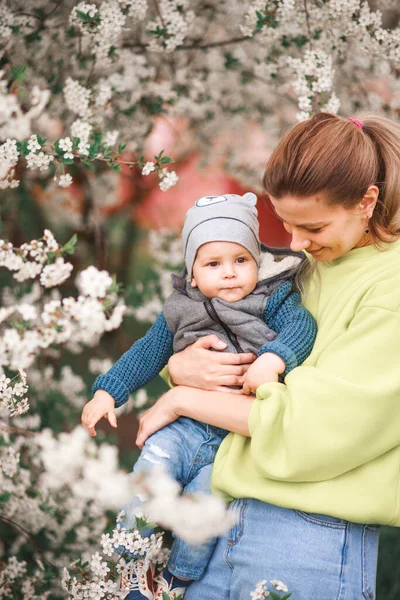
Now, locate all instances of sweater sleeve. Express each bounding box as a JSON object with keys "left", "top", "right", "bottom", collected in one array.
[
  {"left": 249, "top": 304, "right": 400, "bottom": 483},
  {"left": 259, "top": 280, "right": 317, "bottom": 375},
  {"left": 91, "top": 312, "right": 174, "bottom": 408}
]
